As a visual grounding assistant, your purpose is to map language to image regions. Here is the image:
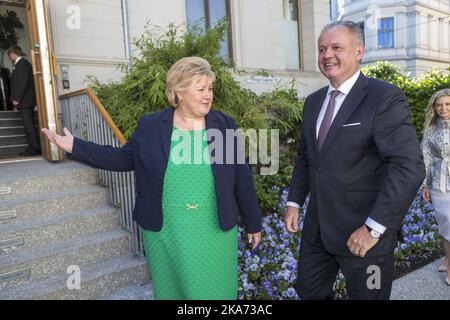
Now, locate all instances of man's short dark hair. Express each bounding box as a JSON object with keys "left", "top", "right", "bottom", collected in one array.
[{"left": 7, "top": 46, "right": 24, "bottom": 57}]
